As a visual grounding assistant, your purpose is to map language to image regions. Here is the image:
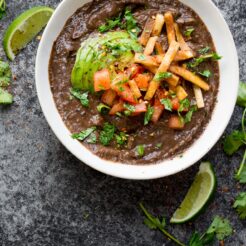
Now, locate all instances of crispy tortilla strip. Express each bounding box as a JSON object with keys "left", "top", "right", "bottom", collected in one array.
[
  {"left": 134, "top": 53, "right": 158, "bottom": 67},
  {"left": 164, "top": 12, "right": 176, "bottom": 45},
  {"left": 144, "top": 36, "right": 158, "bottom": 55},
  {"left": 139, "top": 18, "right": 155, "bottom": 46},
  {"left": 174, "top": 50, "right": 195, "bottom": 61},
  {"left": 193, "top": 85, "right": 205, "bottom": 108},
  {"left": 176, "top": 85, "right": 188, "bottom": 100},
  {"left": 169, "top": 65, "right": 210, "bottom": 91},
  {"left": 155, "top": 42, "right": 165, "bottom": 55},
  {"left": 152, "top": 14, "right": 165, "bottom": 36},
  {"left": 129, "top": 80, "right": 142, "bottom": 99},
  {"left": 153, "top": 54, "right": 165, "bottom": 64},
  {"left": 145, "top": 41, "right": 180, "bottom": 100},
  {"left": 174, "top": 23, "right": 191, "bottom": 51}
]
